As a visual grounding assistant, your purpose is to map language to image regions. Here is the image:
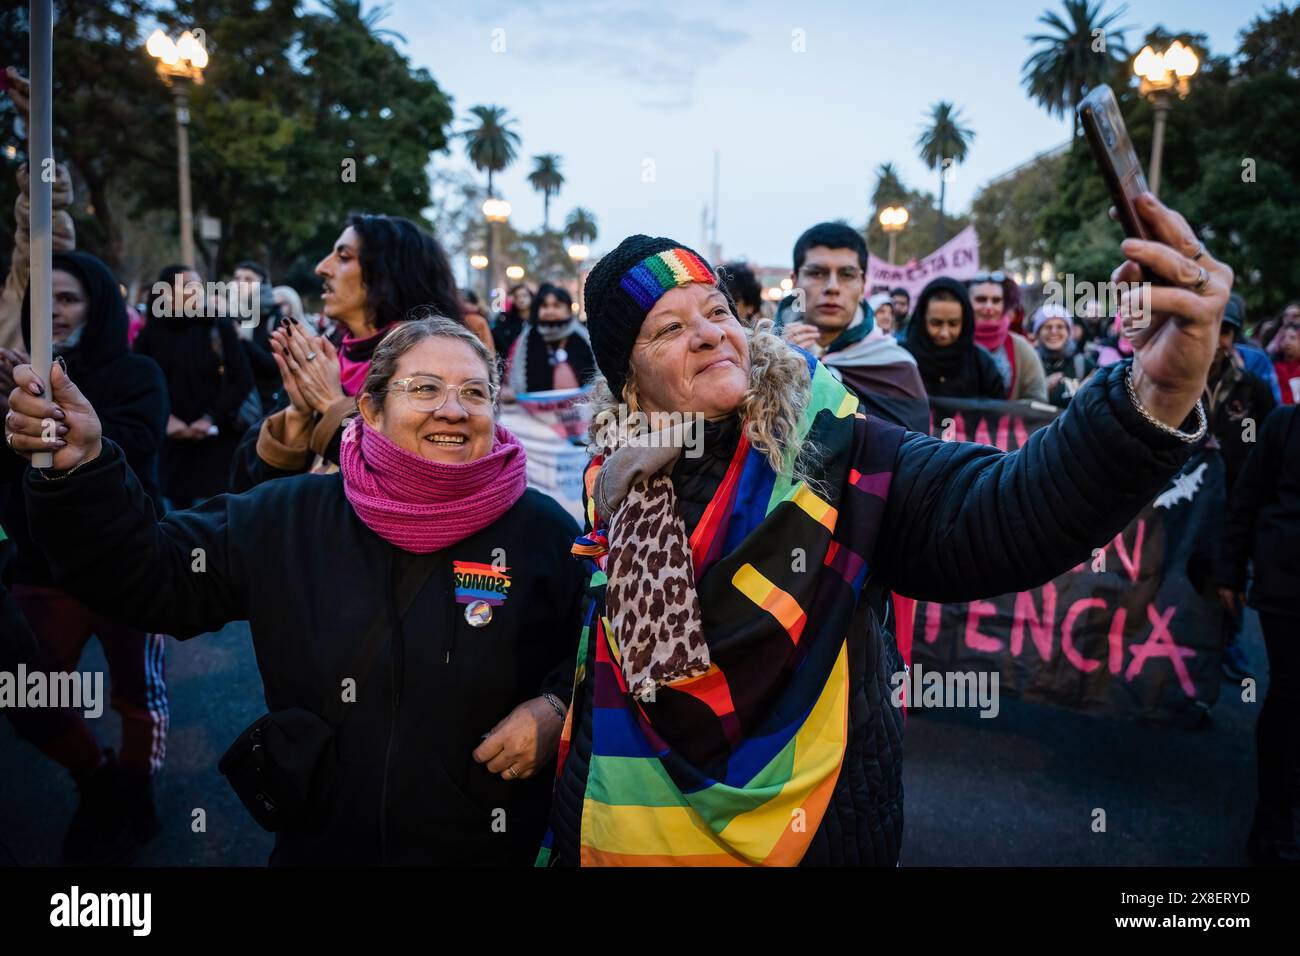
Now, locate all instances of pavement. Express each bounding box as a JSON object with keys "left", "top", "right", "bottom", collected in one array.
[{"left": 0, "top": 613, "right": 1266, "bottom": 867}]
